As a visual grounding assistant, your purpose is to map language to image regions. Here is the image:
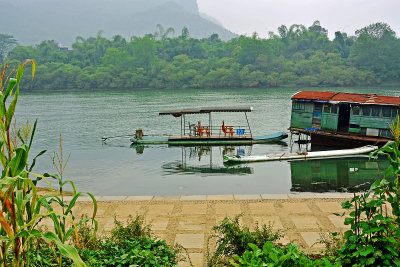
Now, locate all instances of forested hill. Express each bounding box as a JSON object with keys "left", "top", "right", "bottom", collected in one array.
[
  {"left": 0, "top": 0, "right": 236, "bottom": 46},
  {"left": 3, "top": 21, "right": 400, "bottom": 90}
]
